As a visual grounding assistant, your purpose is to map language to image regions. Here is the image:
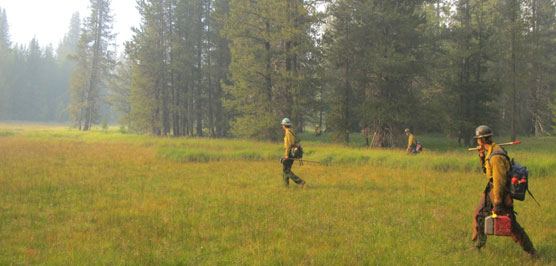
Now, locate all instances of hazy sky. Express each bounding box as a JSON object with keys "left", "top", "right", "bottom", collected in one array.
[{"left": 0, "top": 0, "right": 140, "bottom": 51}]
